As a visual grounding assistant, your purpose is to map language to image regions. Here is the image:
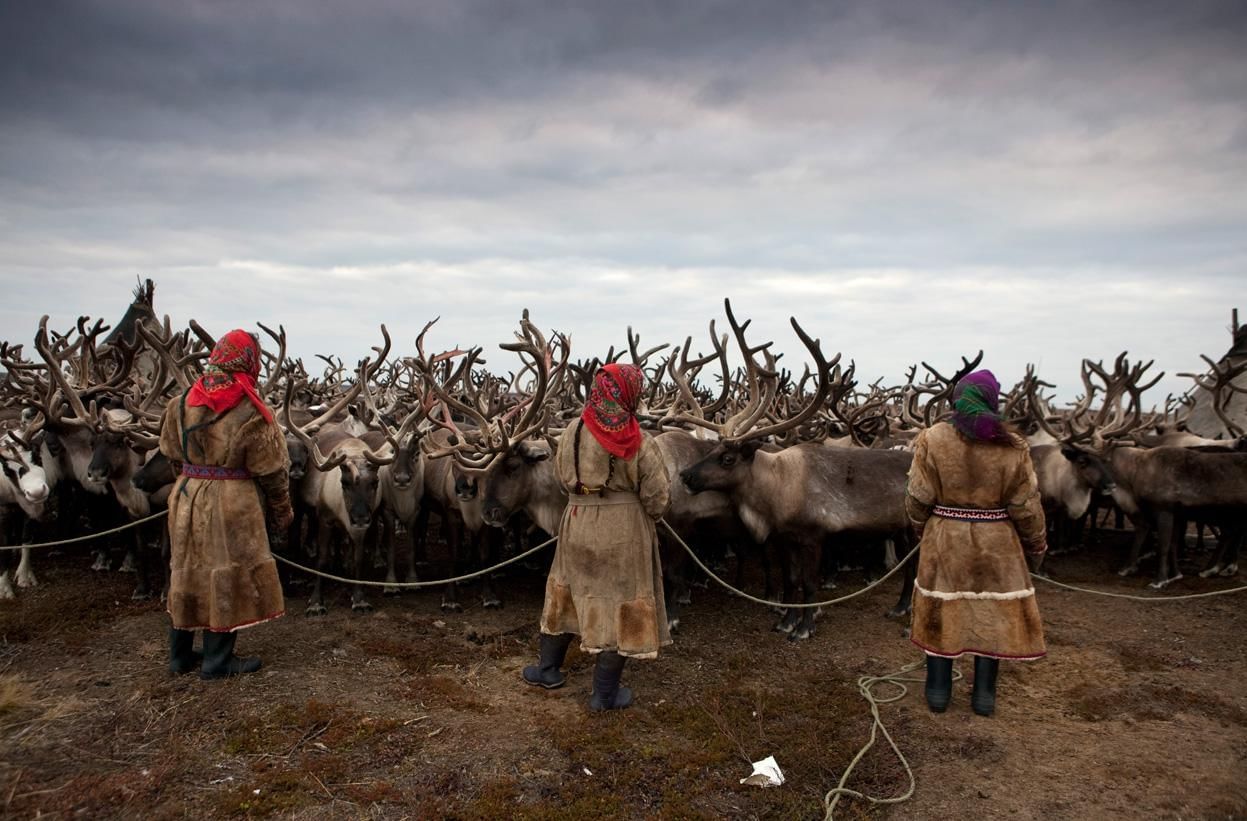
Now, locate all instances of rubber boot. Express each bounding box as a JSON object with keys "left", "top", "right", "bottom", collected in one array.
[
  {"left": 522, "top": 633, "right": 574, "bottom": 689},
  {"left": 925, "top": 654, "right": 953, "bottom": 713},
  {"left": 168, "top": 627, "right": 201, "bottom": 675},
  {"left": 200, "top": 630, "right": 262, "bottom": 680},
  {"left": 972, "top": 656, "right": 1000, "bottom": 717},
  {"left": 588, "top": 651, "right": 633, "bottom": 711}
]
